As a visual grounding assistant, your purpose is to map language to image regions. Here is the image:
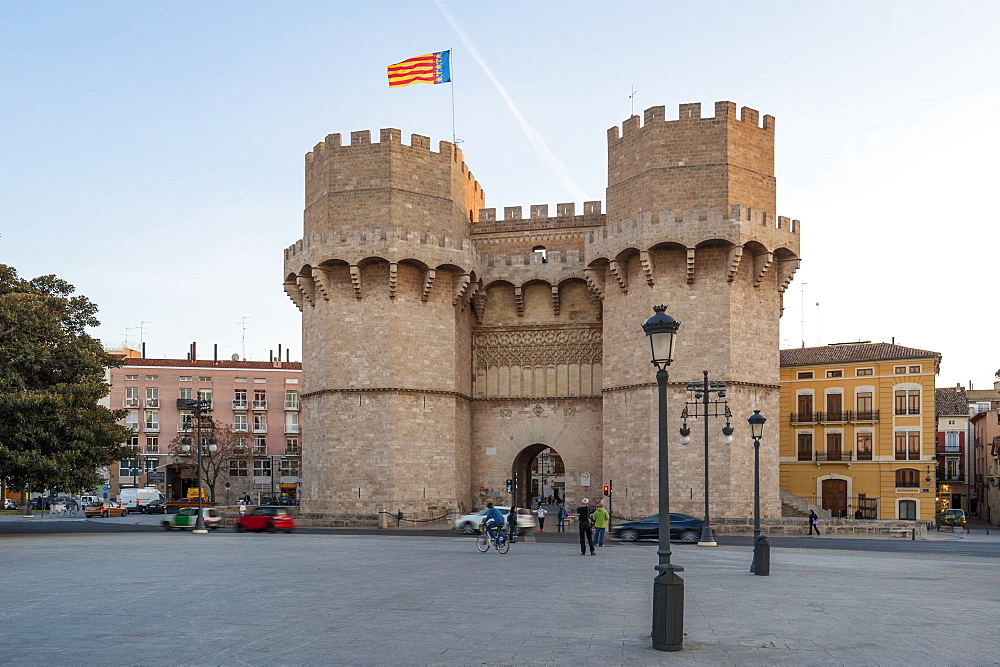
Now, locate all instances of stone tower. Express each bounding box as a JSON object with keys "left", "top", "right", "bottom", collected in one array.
[{"left": 284, "top": 101, "right": 799, "bottom": 520}]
